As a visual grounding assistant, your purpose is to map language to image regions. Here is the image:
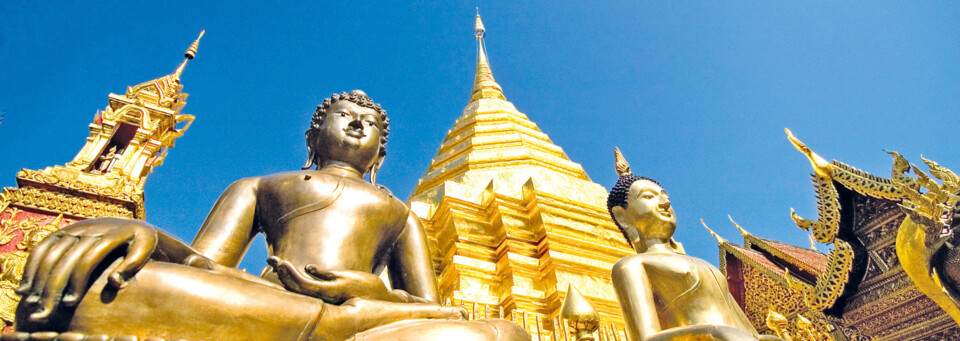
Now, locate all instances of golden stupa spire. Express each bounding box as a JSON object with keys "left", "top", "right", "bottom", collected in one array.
[
  {"left": 173, "top": 30, "right": 205, "bottom": 81},
  {"left": 470, "top": 12, "right": 505, "bottom": 102}
]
